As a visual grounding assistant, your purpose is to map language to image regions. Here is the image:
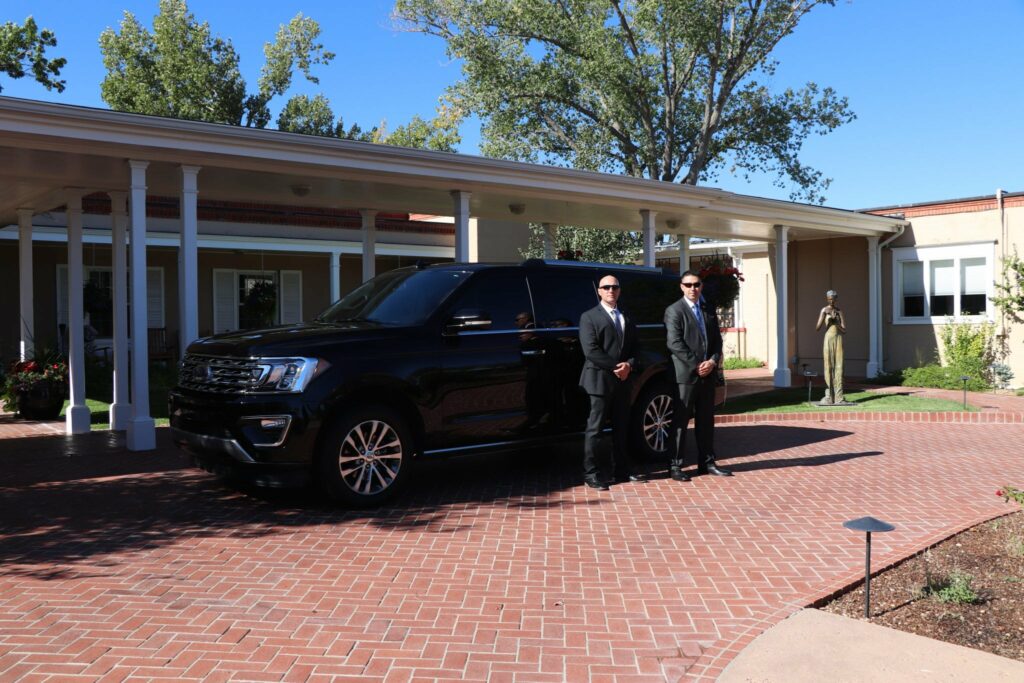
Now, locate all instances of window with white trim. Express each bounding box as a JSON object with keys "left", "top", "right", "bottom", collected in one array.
[
  {"left": 892, "top": 243, "right": 994, "bottom": 323},
  {"left": 212, "top": 269, "right": 303, "bottom": 332},
  {"left": 57, "top": 265, "right": 164, "bottom": 338}
]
